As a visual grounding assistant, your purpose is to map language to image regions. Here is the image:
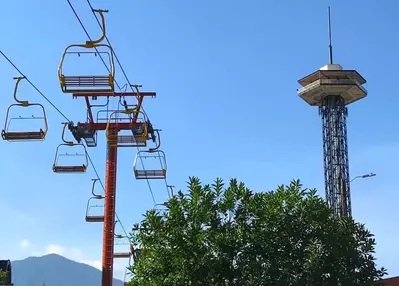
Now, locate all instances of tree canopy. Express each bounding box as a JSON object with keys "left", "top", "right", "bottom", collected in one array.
[
  {"left": 127, "top": 177, "right": 386, "bottom": 285},
  {"left": 0, "top": 270, "right": 7, "bottom": 285}
]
